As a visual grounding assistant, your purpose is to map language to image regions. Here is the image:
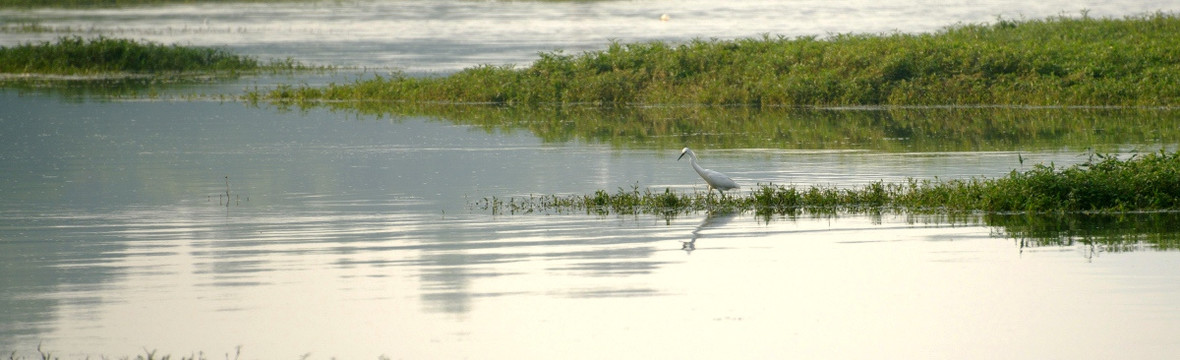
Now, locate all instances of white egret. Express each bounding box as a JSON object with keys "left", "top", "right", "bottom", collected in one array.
[{"left": 677, "top": 147, "right": 739, "bottom": 194}]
